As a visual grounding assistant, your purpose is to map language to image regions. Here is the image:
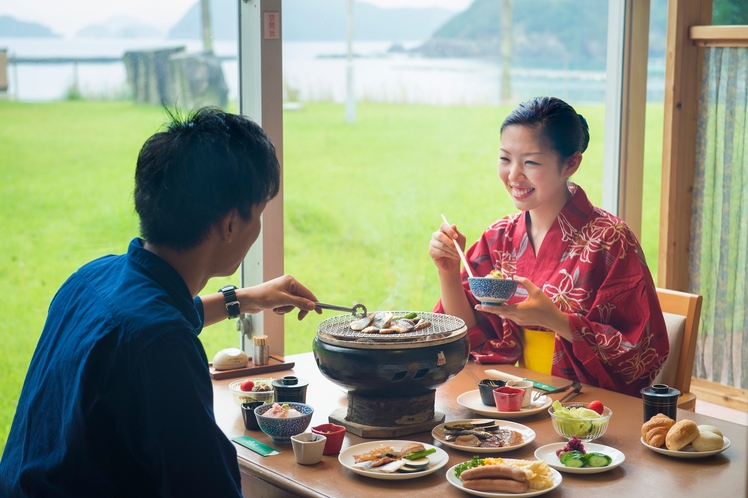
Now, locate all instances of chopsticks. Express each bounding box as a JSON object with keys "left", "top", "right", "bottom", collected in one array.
[
  {"left": 559, "top": 384, "right": 583, "bottom": 403},
  {"left": 440, "top": 214, "right": 474, "bottom": 278}
]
